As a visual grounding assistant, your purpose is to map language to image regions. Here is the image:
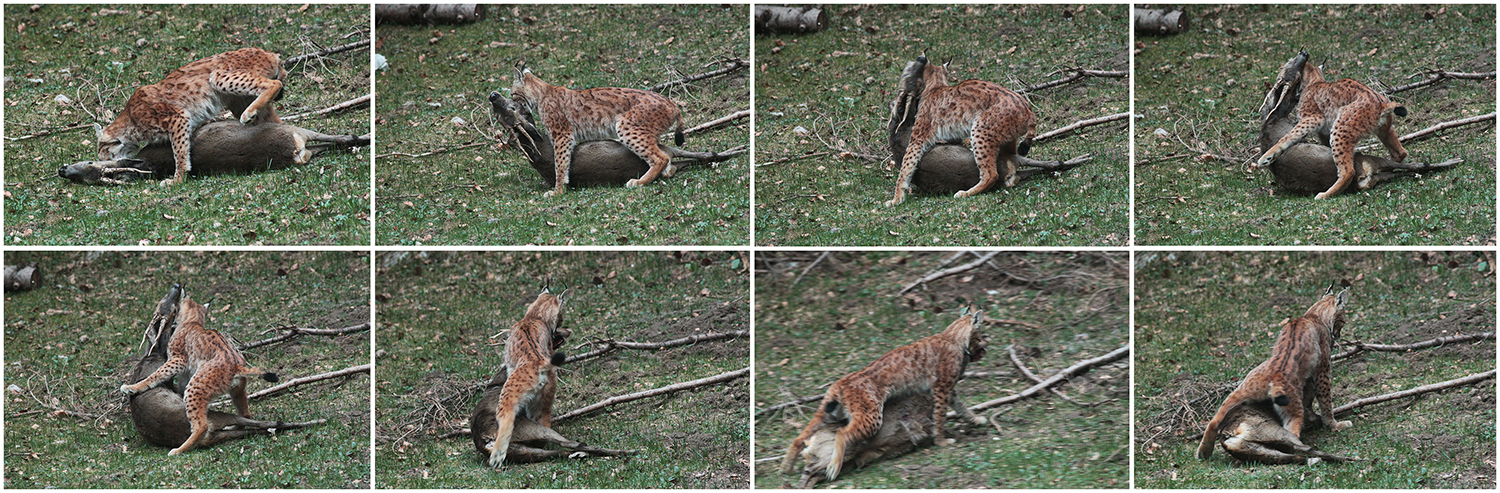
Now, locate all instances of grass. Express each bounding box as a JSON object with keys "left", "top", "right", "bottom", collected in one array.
[
  {"left": 755, "top": 251, "right": 1129, "bottom": 488},
  {"left": 373, "top": 5, "right": 750, "bottom": 246},
  {"left": 754, "top": 5, "right": 1129, "bottom": 246},
  {"left": 374, "top": 251, "right": 749, "bottom": 488},
  {"left": 1135, "top": 5, "right": 1496, "bottom": 245},
  {"left": 3, "top": 4, "right": 372, "bottom": 246},
  {"left": 3, "top": 251, "right": 372, "bottom": 488},
  {"left": 1134, "top": 251, "right": 1496, "bottom": 488}
]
